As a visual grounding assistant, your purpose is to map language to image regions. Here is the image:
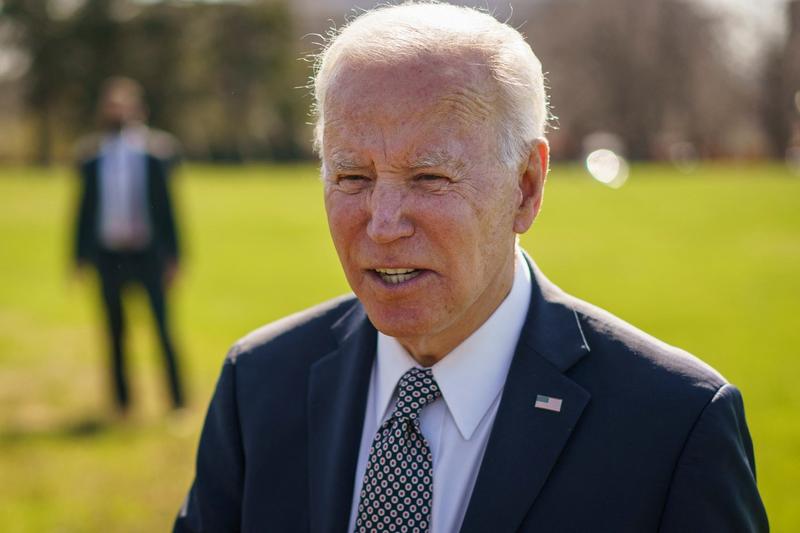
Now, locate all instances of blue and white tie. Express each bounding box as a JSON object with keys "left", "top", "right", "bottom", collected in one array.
[{"left": 355, "top": 367, "right": 441, "bottom": 533}]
